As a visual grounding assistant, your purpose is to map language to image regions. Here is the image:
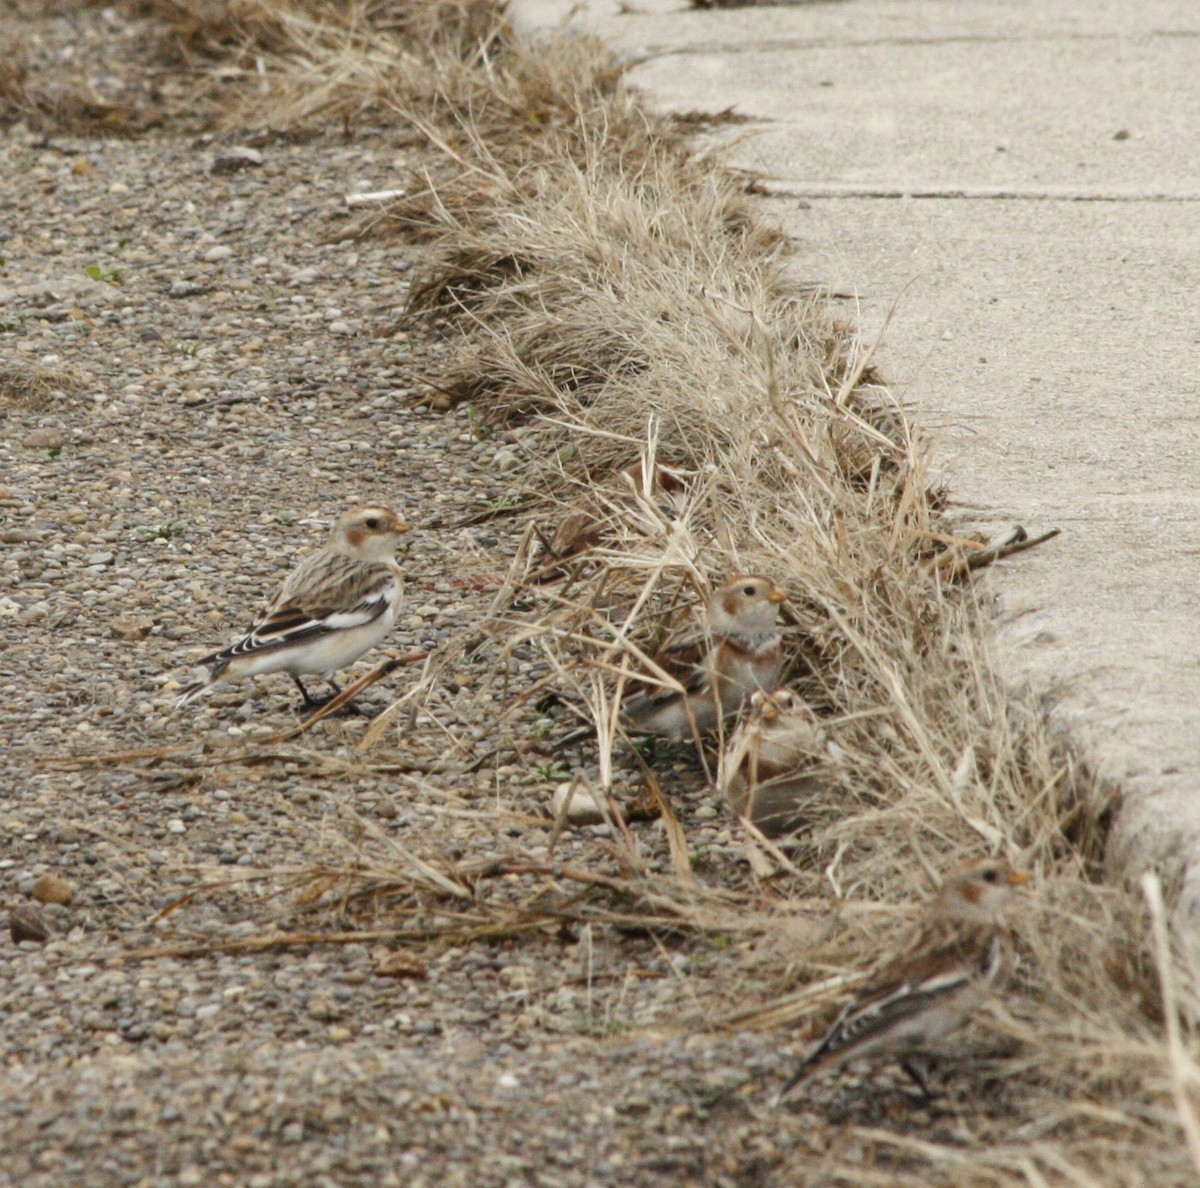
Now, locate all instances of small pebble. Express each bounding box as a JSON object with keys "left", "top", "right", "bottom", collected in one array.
[
  {"left": 31, "top": 874, "right": 74, "bottom": 905},
  {"left": 551, "top": 781, "right": 606, "bottom": 826},
  {"left": 9, "top": 906, "right": 50, "bottom": 943},
  {"left": 22, "top": 427, "right": 64, "bottom": 450}
]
